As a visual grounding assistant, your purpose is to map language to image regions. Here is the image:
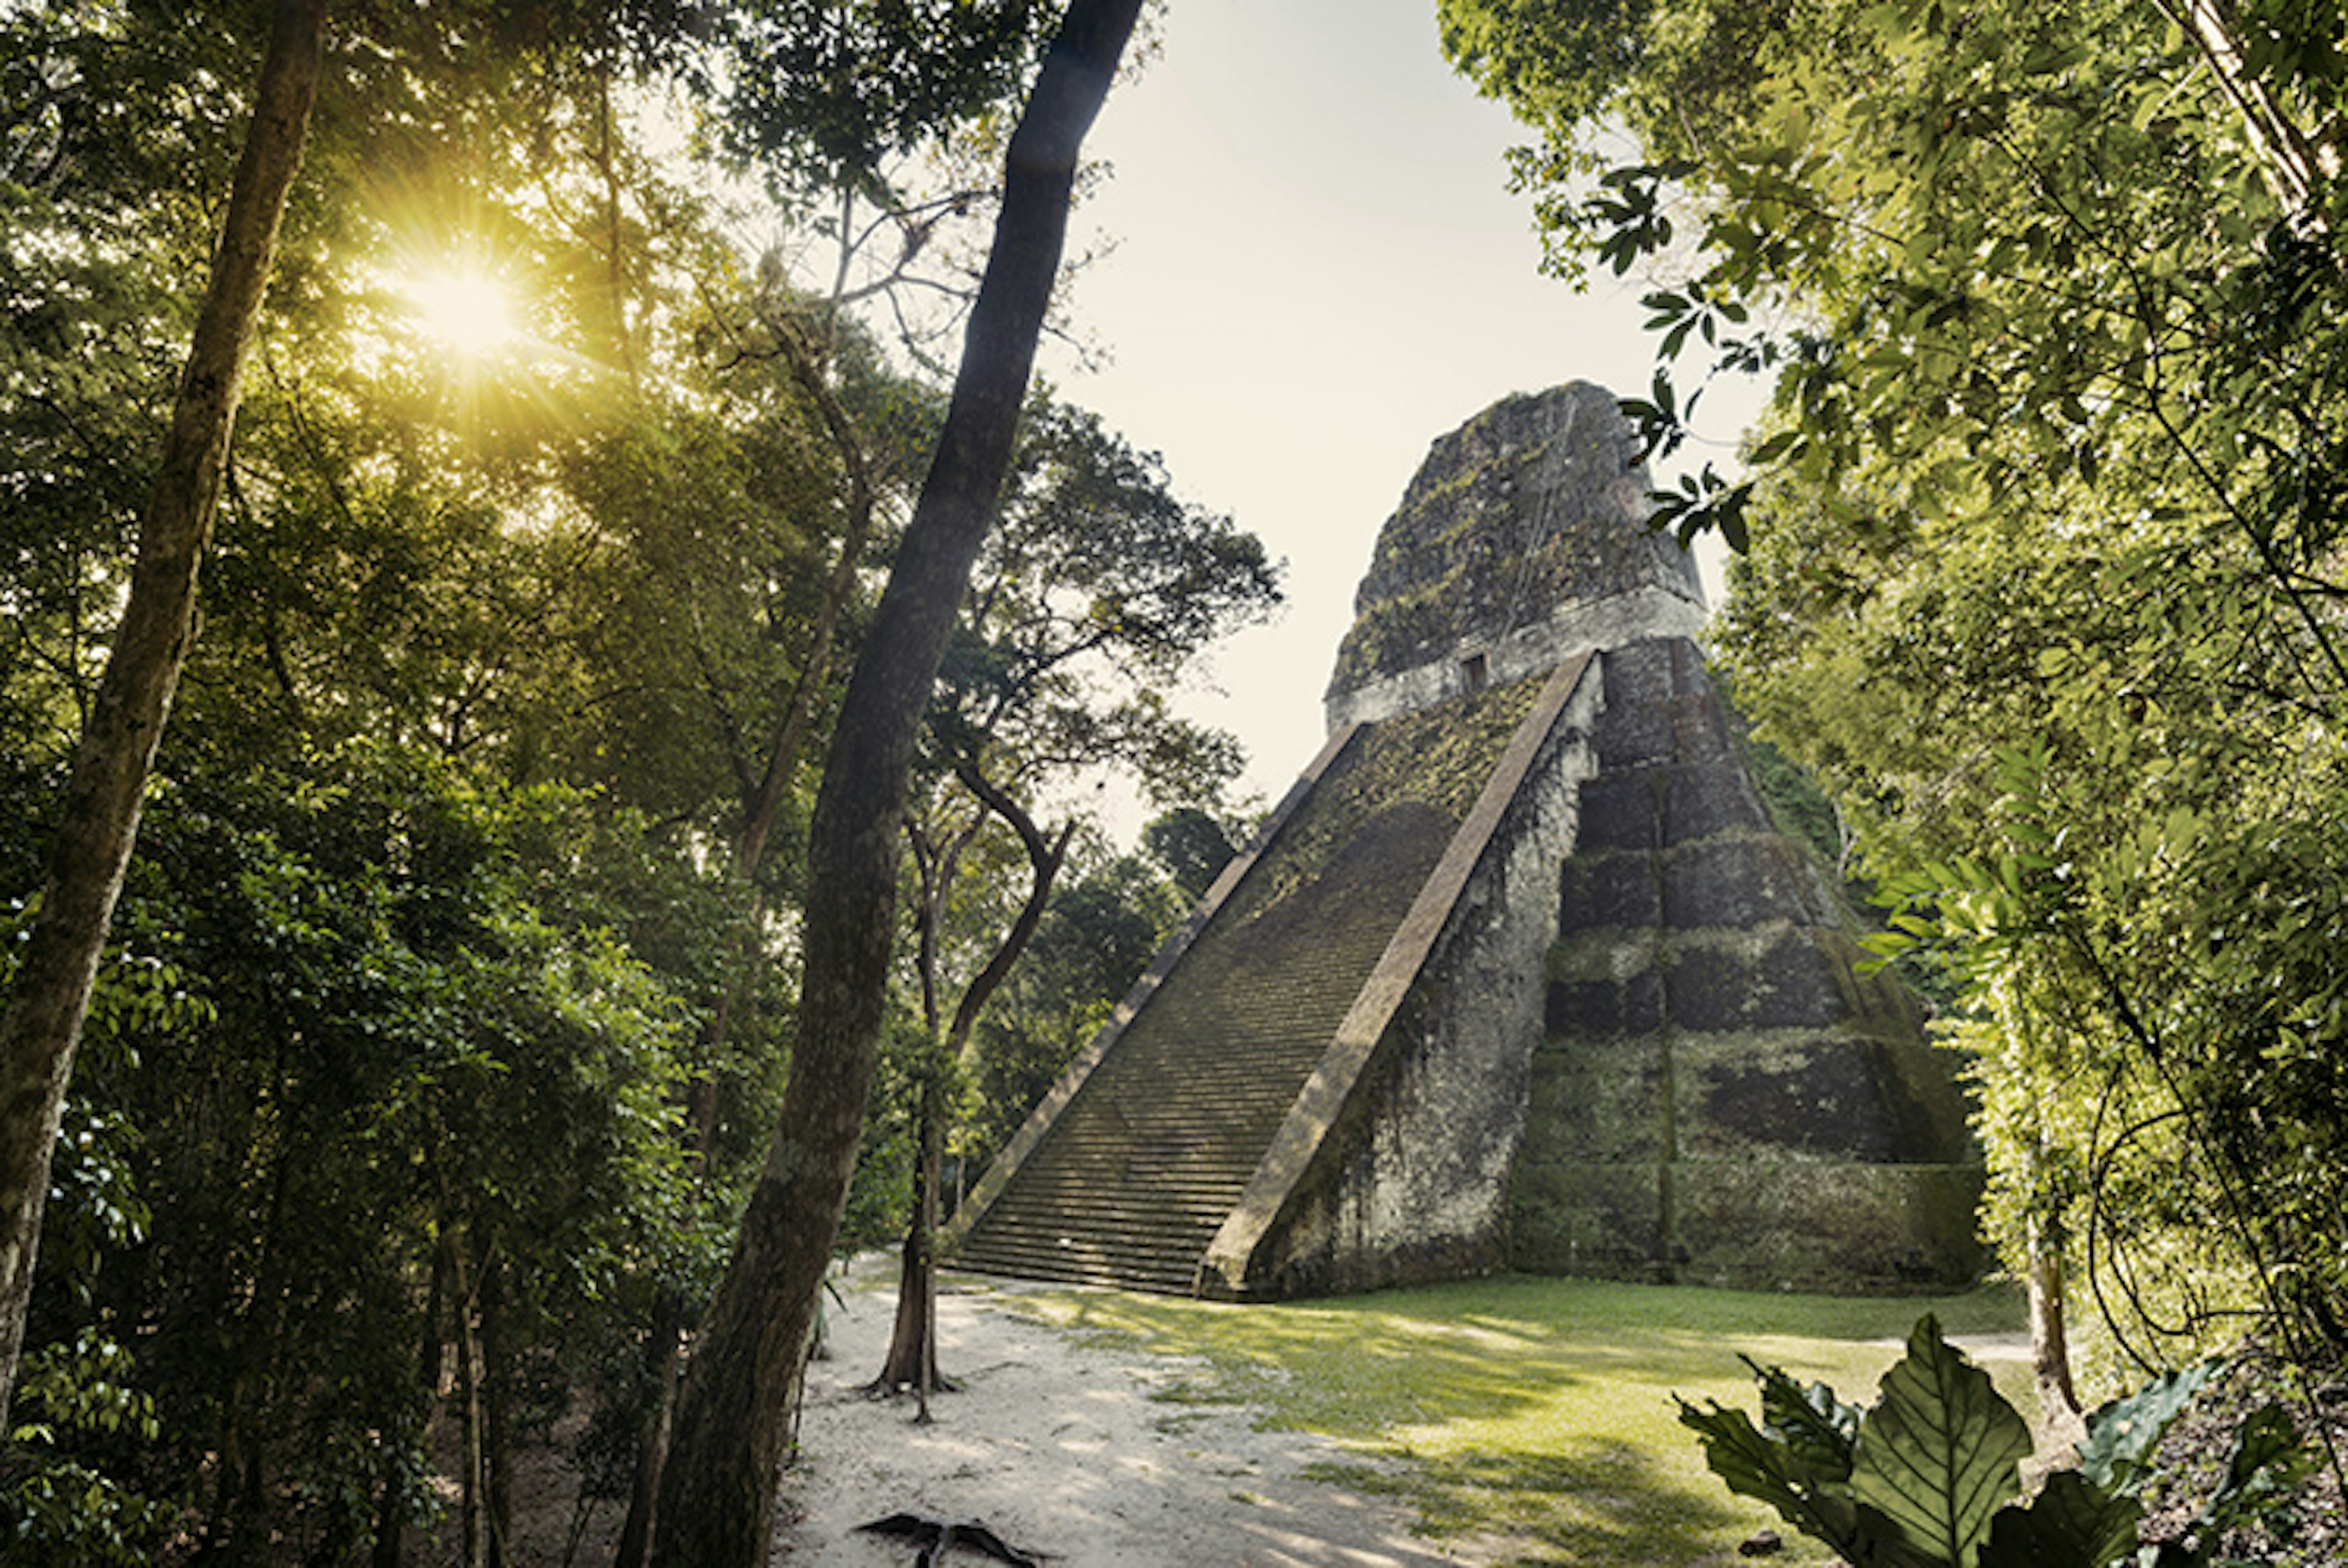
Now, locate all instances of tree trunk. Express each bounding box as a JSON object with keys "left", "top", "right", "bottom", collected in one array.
[
  {"left": 459, "top": 1293, "right": 485, "bottom": 1568},
  {"left": 2028, "top": 1221, "right": 2083, "bottom": 1439},
  {"left": 611, "top": 1289, "right": 682, "bottom": 1568},
  {"left": 374, "top": 1235, "right": 449, "bottom": 1568},
  {"left": 481, "top": 1261, "right": 516, "bottom": 1568},
  {"left": 645, "top": 5, "right": 1143, "bottom": 1562},
  {"left": 874, "top": 1072, "right": 950, "bottom": 1404},
  {"left": 0, "top": 0, "right": 328, "bottom": 1427},
  {"left": 874, "top": 771, "right": 1069, "bottom": 1402}
]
